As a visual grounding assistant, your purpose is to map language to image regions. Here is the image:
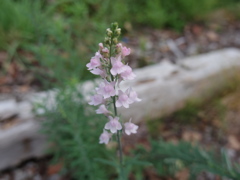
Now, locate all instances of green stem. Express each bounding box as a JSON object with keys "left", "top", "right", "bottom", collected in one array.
[
  {"left": 109, "top": 32, "right": 124, "bottom": 179},
  {"left": 117, "top": 129, "right": 124, "bottom": 178},
  {"left": 112, "top": 96, "right": 124, "bottom": 179}
]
